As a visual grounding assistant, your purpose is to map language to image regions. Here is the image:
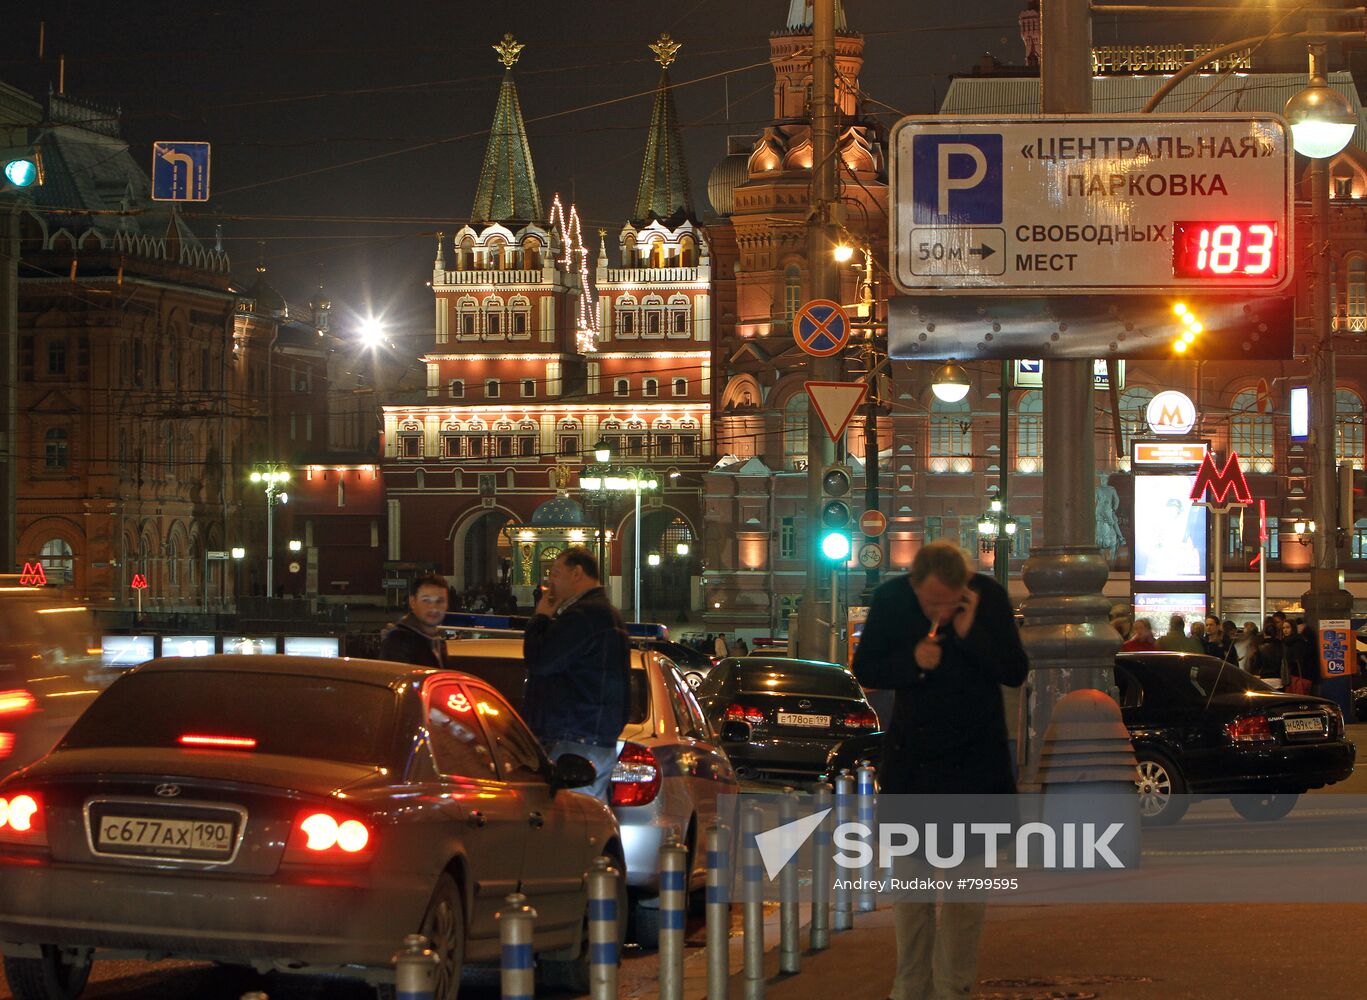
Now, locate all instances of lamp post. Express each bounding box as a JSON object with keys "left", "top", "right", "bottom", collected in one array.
[
  {"left": 1286, "top": 35, "right": 1357, "bottom": 711},
  {"left": 579, "top": 450, "right": 657, "bottom": 620},
  {"left": 249, "top": 465, "right": 290, "bottom": 599}
]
